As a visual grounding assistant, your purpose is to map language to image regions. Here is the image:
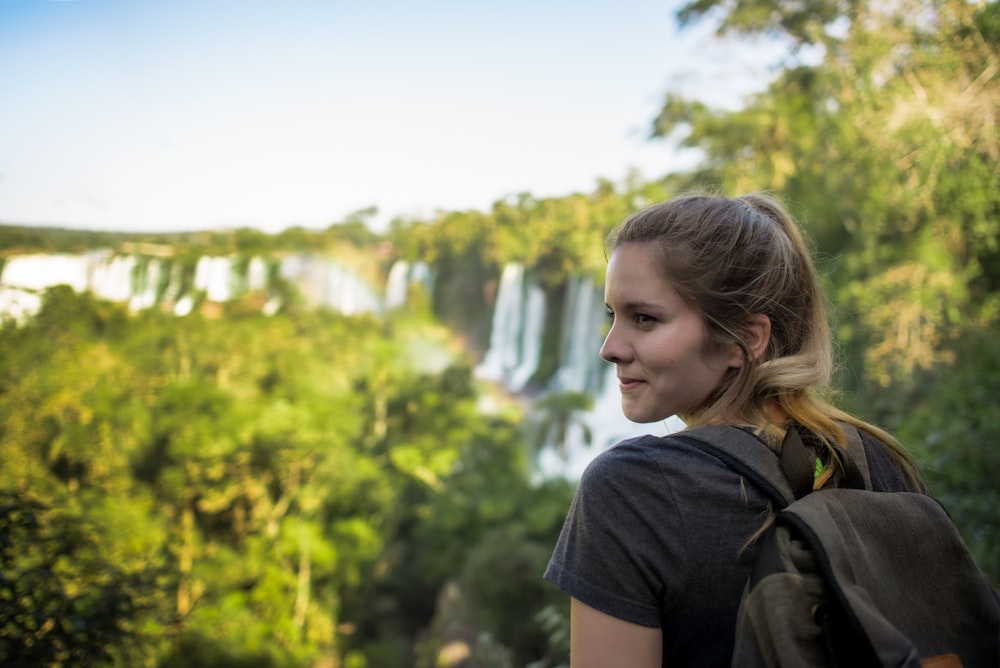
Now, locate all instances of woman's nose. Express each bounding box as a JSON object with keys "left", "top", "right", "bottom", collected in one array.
[{"left": 599, "top": 326, "right": 628, "bottom": 364}]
